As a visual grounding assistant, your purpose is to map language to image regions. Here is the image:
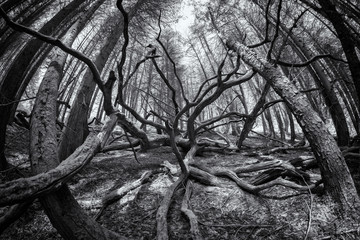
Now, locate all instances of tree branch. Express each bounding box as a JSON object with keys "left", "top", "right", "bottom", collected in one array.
[
  {"left": 267, "top": 0, "right": 283, "bottom": 60},
  {"left": 156, "top": 11, "right": 189, "bottom": 104},
  {"left": 0, "top": 113, "right": 120, "bottom": 207},
  {"left": 0, "top": 7, "right": 104, "bottom": 93},
  {"left": 248, "top": 0, "right": 272, "bottom": 48},
  {"left": 276, "top": 53, "right": 348, "bottom": 67}
]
